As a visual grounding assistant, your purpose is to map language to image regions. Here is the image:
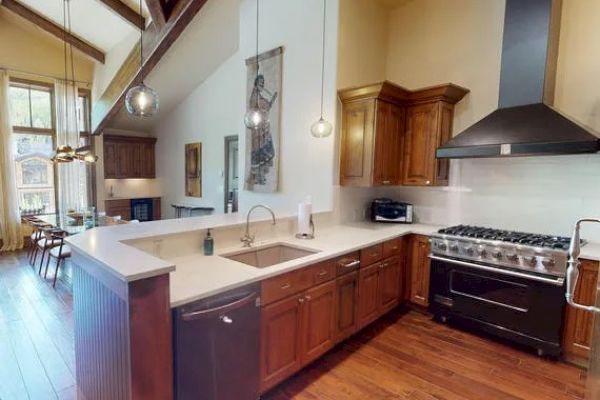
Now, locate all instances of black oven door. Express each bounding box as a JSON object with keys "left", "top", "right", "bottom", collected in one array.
[{"left": 429, "top": 256, "right": 566, "bottom": 355}]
